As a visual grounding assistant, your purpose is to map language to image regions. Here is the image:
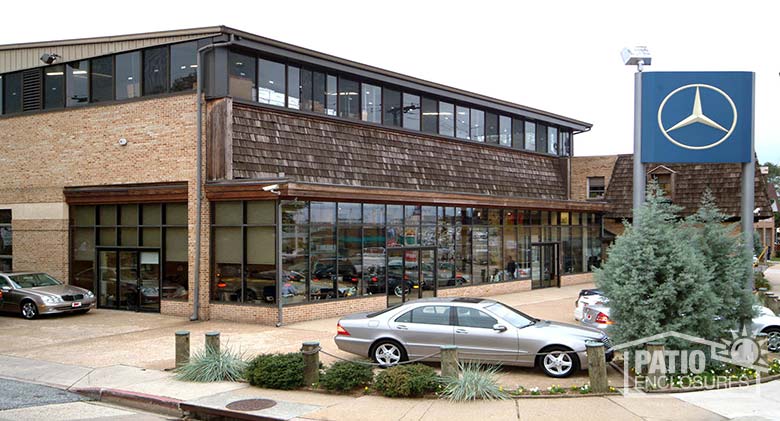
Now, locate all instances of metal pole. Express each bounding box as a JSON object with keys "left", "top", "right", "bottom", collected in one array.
[
  {"left": 276, "top": 198, "right": 283, "bottom": 327},
  {"left": 632, "top": 71, "right": 645, "bottom": 225},
  {"left": 742, "top": 74, "right": 756, "bottom": 291}
]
